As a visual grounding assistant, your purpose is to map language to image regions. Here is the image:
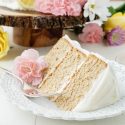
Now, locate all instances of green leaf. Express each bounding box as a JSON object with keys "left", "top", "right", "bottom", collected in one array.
[
  {"left": 108, "top": 6, "right": 116, "bottom": 15},
  {"left": 108, "top": 3, "right": 125, "bottom": 16},
  {"left": 115, "top": 3, "right": 125, "bottom": 13}
]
